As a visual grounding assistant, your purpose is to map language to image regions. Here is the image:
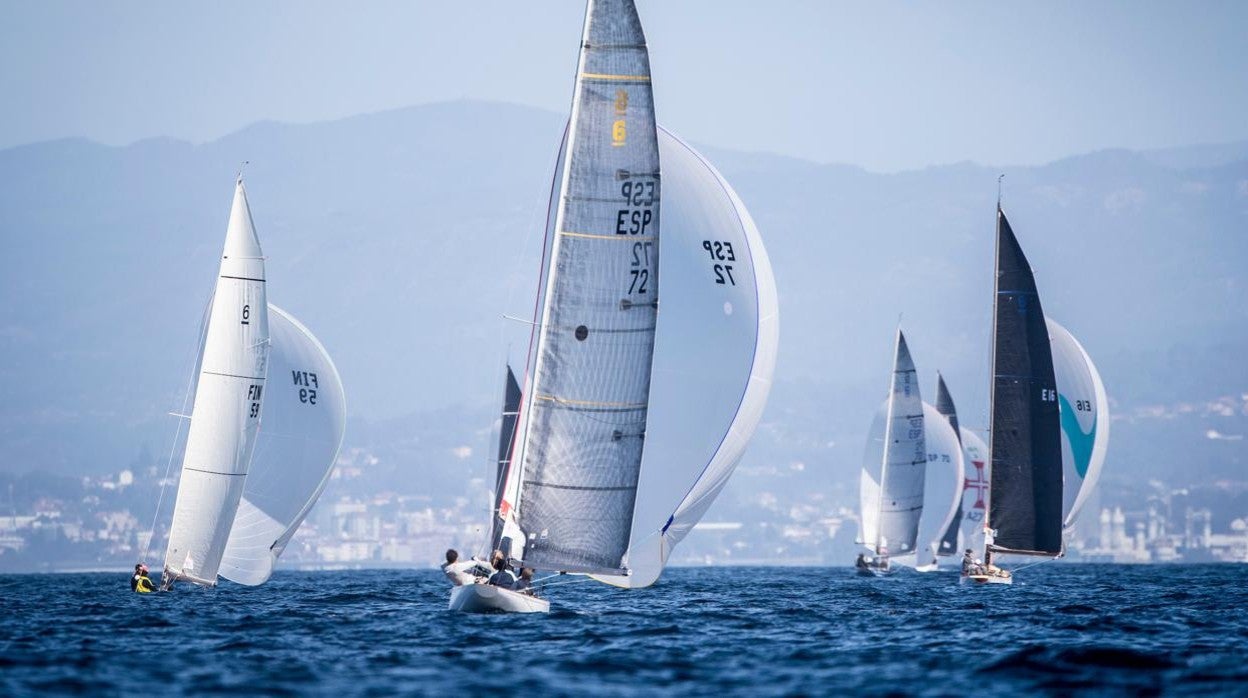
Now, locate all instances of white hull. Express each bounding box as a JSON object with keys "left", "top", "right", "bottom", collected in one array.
[
  {"left": 448, "top": 583, "right": 550, "bottom": 614},
  {"left": 914, "top": 562, "right": 942, "bottom": 573},
  {"left": 960, "top": 572, "right": 1014, "bottom": 586}
]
